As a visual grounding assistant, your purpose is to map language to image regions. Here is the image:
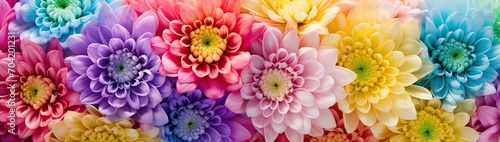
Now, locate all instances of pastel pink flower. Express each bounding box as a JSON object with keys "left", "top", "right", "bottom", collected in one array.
[
  {"left": 472, "top": 77, "right": 500, "bottom": 142},
  {"left": 149, "top": 0, "right": 264, "bottom": 99},
  {"left": 225, "top": 27, "right": 356, "bottom": 142},
  {"left": 0, "top": 39, "right": 84, "bottom": 142},
  {"left": 375, "top": 0, "right": 424, "bottom": 22}
]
